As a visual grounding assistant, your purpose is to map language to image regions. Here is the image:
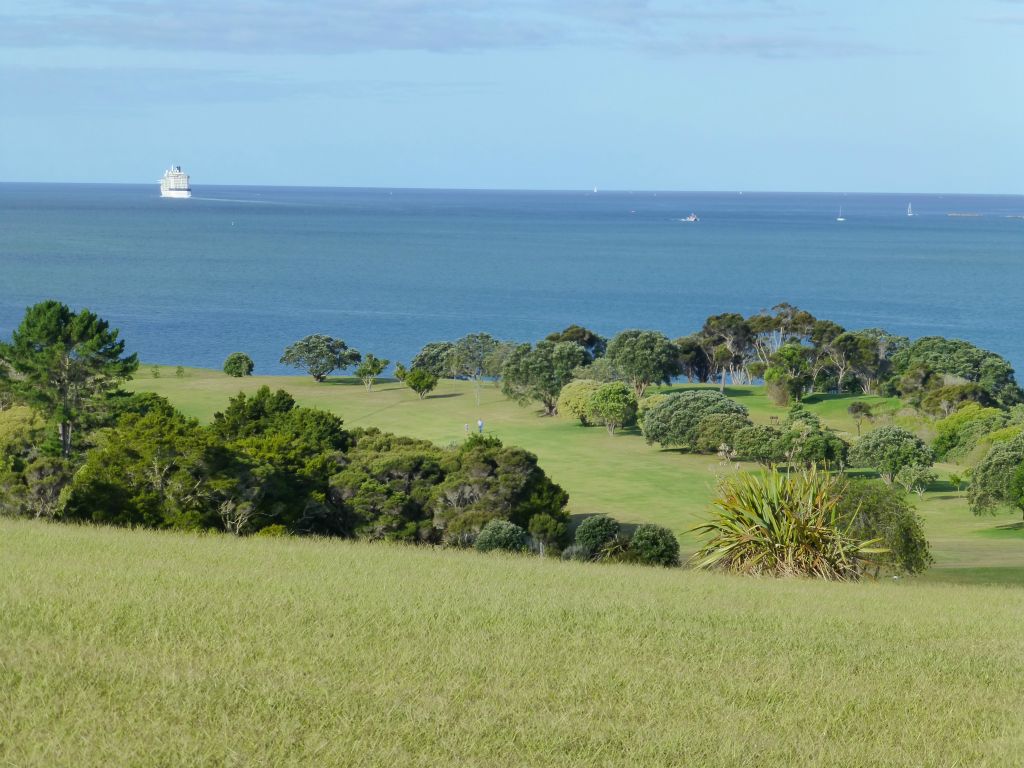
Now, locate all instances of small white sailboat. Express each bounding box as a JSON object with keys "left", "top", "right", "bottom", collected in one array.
[
  {"left": 907, "top": 202, "right": 914, "bottom": 217},
  {"left": 836, "top": 206, "right": 845, "bottom": 222}
]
